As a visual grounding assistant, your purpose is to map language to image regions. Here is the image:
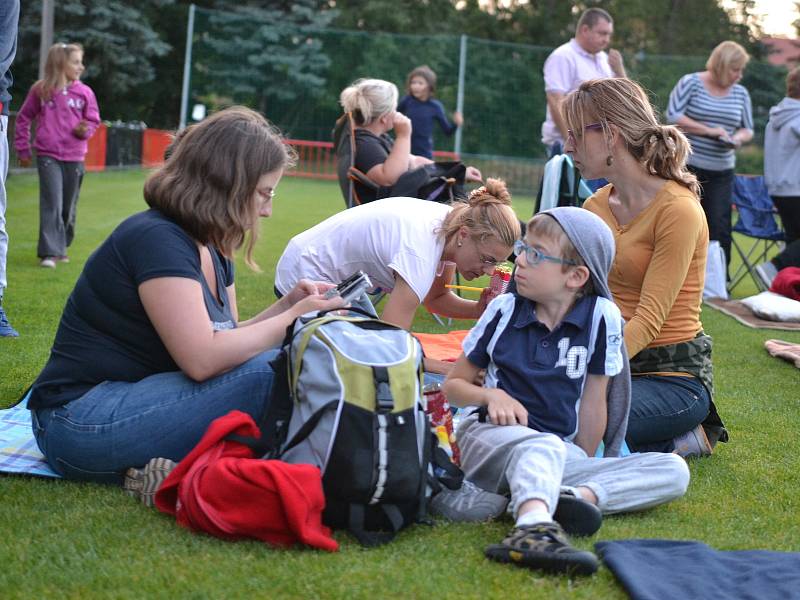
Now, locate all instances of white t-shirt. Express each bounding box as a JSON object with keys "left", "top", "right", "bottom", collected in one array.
[
  {"left": 541, "top": 39, "right": 614, "bottom": 146},
  {"left": 275, "top": 198, "right": 452, "bottom": 303}
]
